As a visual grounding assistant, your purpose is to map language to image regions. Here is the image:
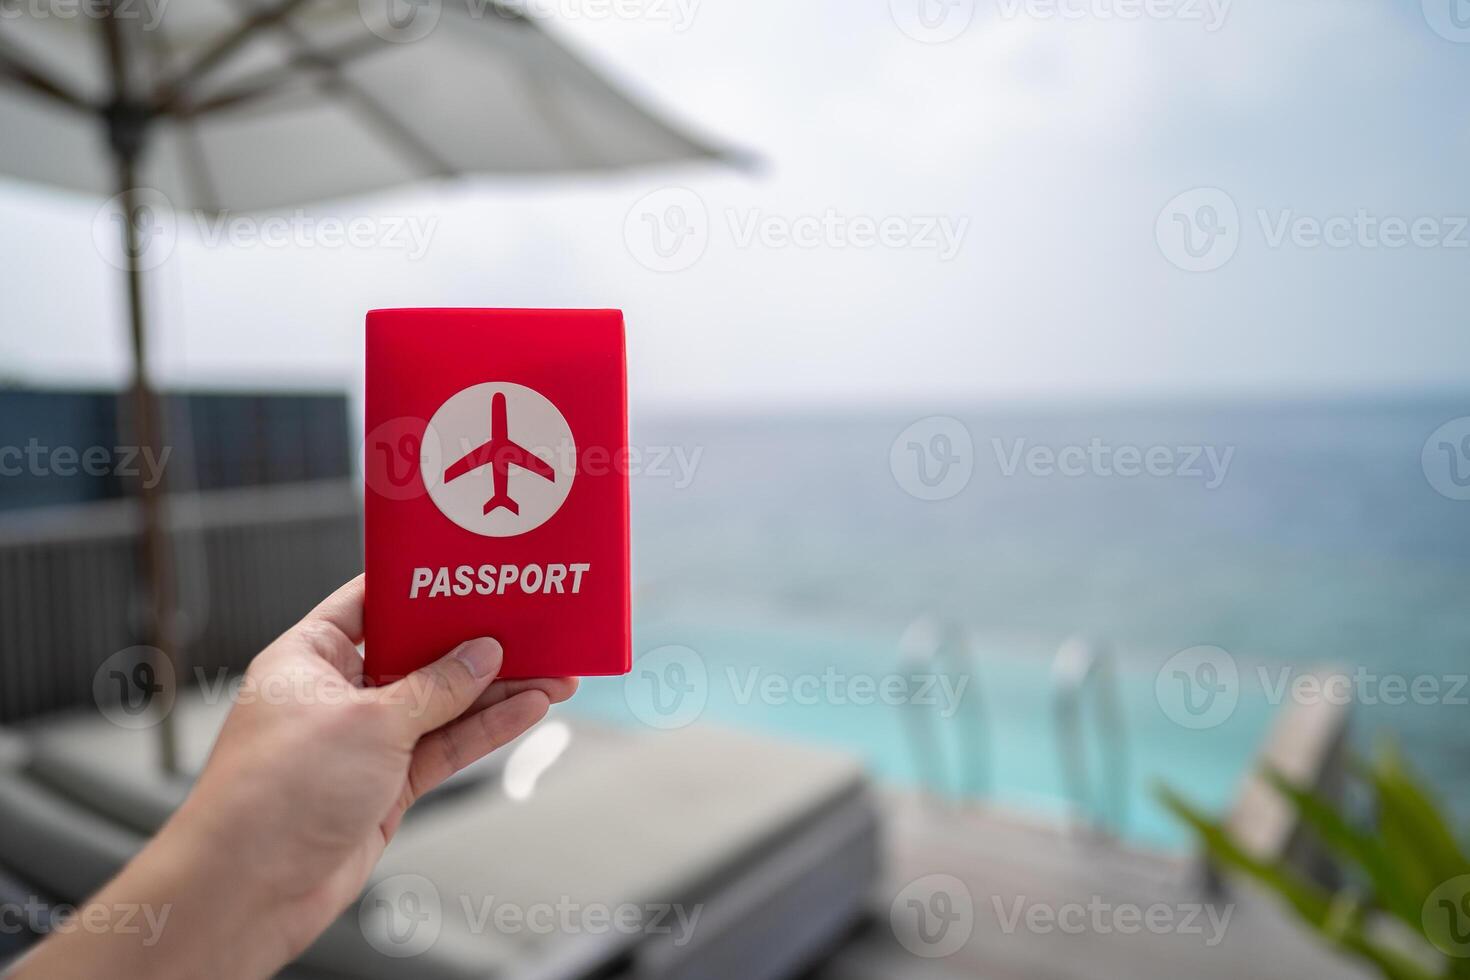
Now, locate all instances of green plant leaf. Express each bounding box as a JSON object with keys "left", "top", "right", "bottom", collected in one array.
[
  {"left": 1265, "top": 767, "right": 1422, "bottom": 931},
  {"left": 1362, "top": 745, "right": 1470, "bottom": 906},
  {"left": 1157, "top": 785, "right": 1443, "bottom": 980}
]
